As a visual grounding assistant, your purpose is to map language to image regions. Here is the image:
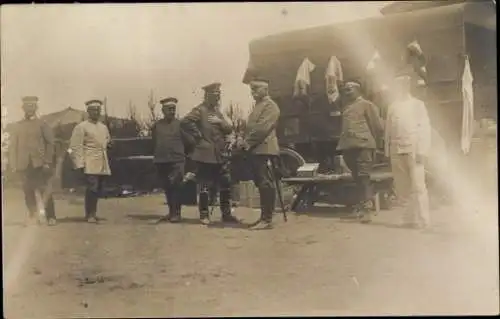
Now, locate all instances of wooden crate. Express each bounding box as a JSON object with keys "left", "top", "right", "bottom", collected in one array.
[{"left": 238, "top": 181, "right": 290, "bottom": 209}]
